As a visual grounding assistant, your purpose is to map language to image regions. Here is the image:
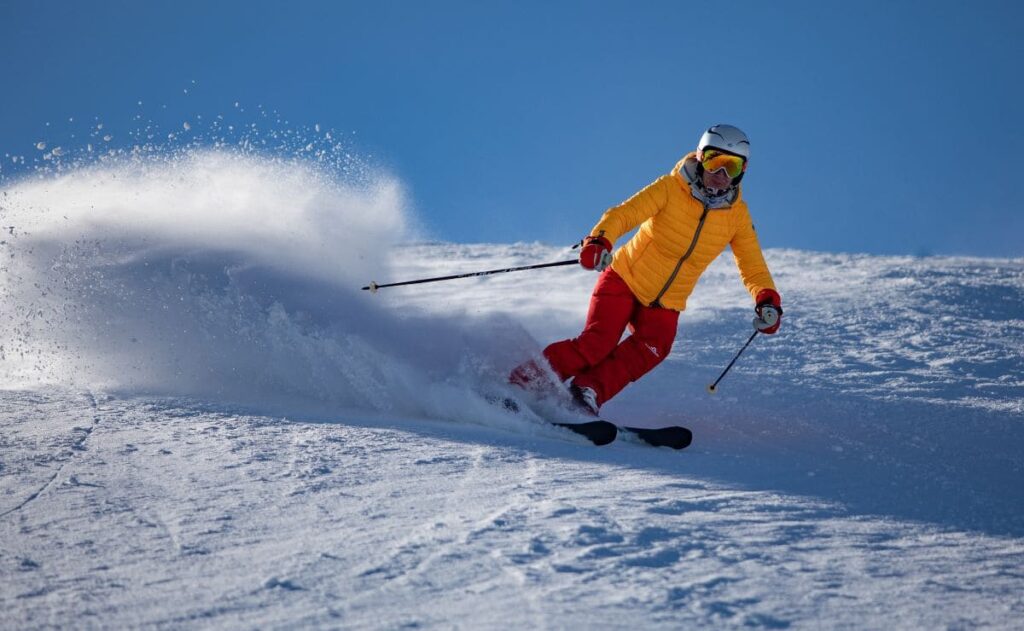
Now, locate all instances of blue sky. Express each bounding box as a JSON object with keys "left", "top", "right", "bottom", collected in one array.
[{"left": 2, "top": 1, "right": 1022, "bottom": 256}]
